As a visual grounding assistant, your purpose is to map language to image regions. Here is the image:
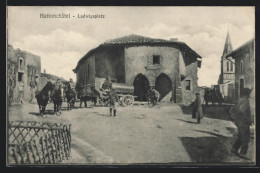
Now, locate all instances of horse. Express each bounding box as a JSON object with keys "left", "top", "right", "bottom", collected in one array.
[
  {"left": 146, "top": 88, "right": 160, "bottom": 106},
  {"left": 65, "top": 84, "right": 76, "bottom": 110},
  {"left": 35, "top": 81, "right": 54, "bottom": 116},
  {"left": 77, "top": 86, "right": 100, "bottom": 108},
  {"left": 50, "top": 87, "right": 63, "bottom": 115}
]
